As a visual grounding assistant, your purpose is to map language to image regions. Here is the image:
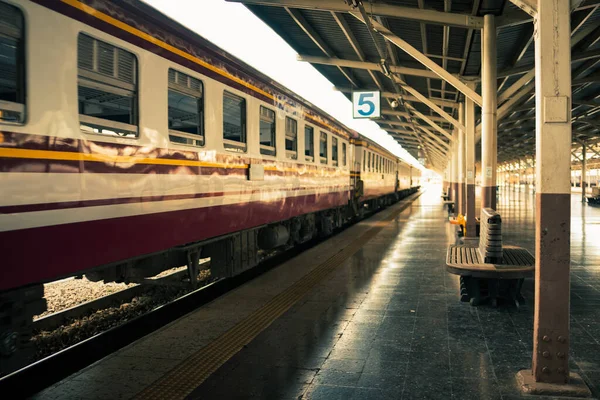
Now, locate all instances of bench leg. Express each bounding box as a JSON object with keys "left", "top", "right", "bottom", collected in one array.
[
  {"left": 505, "top": 278, "right": 525, "bottom": 309},
  {"left": 459, "top": 276, "right": 470, "bottom": 302},
  {"left": 488, "top": 279, "right": 500, "bottom": 308},
  {"left": 467, "top": 277, "right": 482, "bottom": 306}
]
